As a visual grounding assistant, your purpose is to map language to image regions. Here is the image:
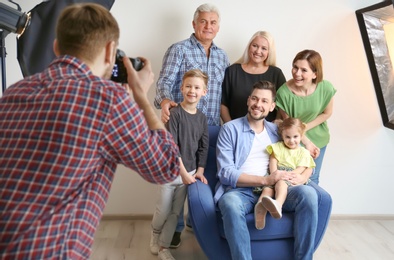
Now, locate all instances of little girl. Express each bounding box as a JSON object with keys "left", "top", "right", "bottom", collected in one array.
[{"left": 254, "top": 117, "right": 316, "bottom": 230}]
